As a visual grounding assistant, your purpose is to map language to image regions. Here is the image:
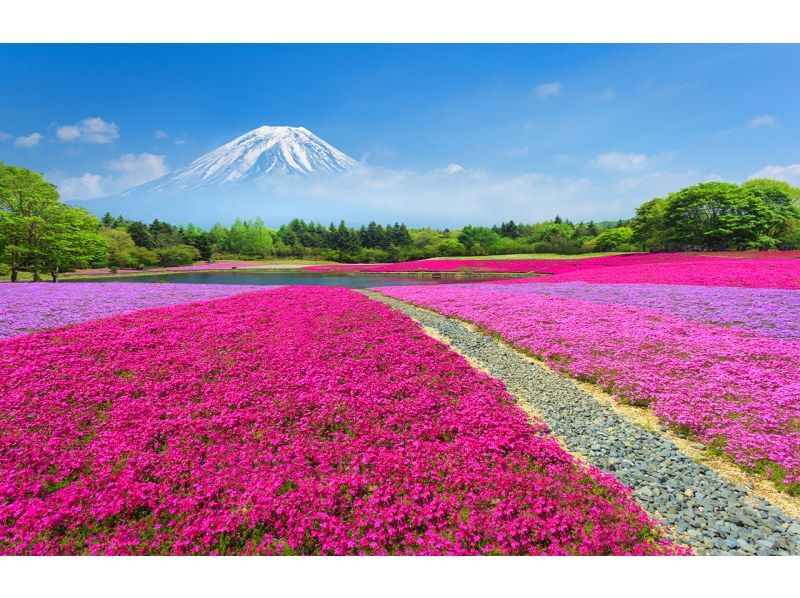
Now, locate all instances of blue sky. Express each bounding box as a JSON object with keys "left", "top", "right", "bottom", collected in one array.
[{"left": 1, "top": 44, "right": 798, "bottom": 225}]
